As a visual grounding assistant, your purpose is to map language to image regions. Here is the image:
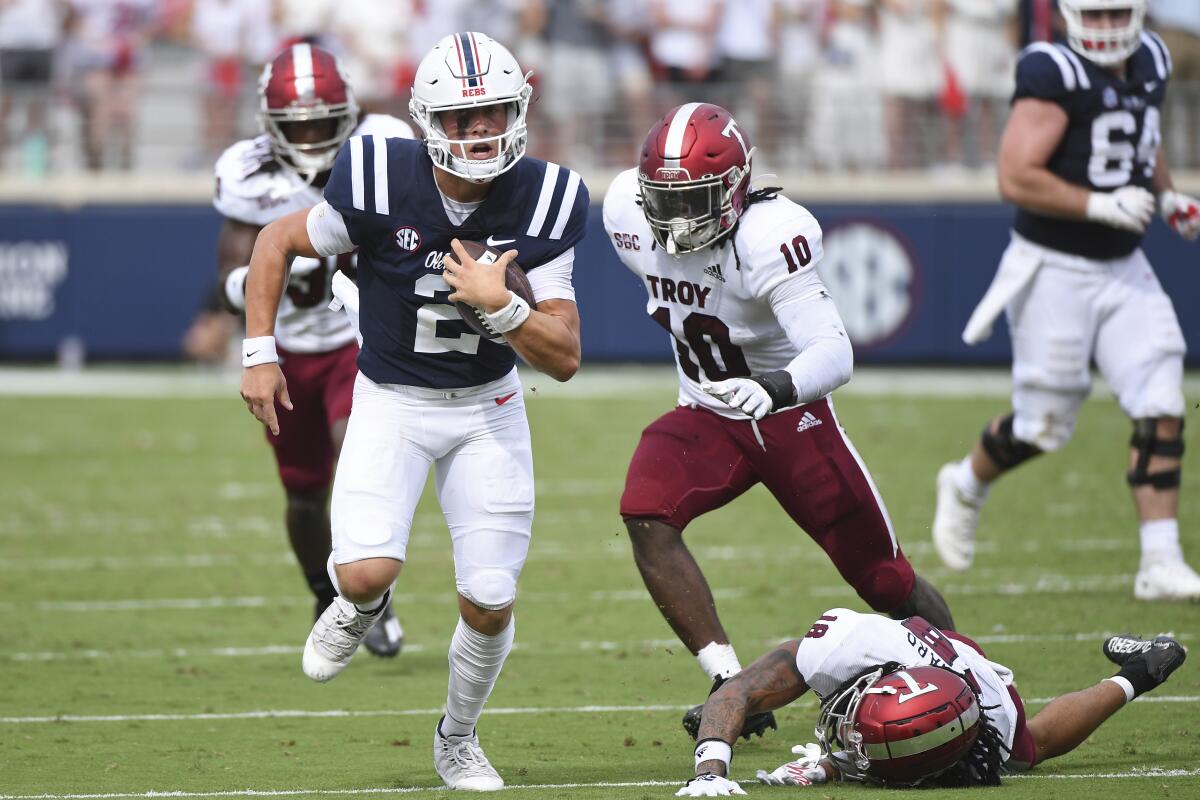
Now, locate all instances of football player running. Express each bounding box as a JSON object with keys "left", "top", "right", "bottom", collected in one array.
[
  {"left": 932, "top": 1, "right": 1200, "bottom": 600},
  {"left": 238, "top": 32, "right": 587, "bottom": 791},
  {"left": 211, "top": 44, "right": 405, "bottom": 658},
  {"left": 675, "top": 608, "right": 1185, "bottom": 794},
  {"left": 603, "top": 103, "right": 955, "bottom": 742}
]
